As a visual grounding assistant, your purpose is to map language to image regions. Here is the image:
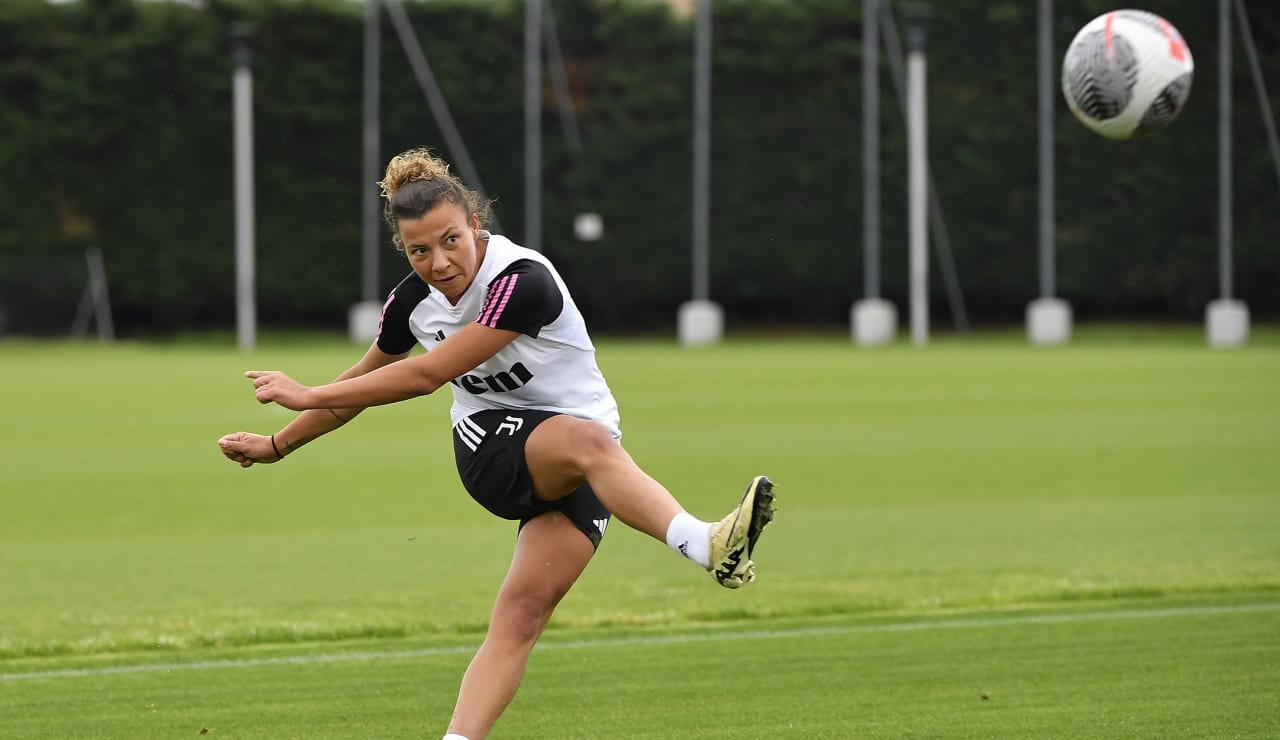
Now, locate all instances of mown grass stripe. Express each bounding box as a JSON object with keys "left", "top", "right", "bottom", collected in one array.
[{"left": 4, "top": 602, "right": 1276, "bottom": 683}]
